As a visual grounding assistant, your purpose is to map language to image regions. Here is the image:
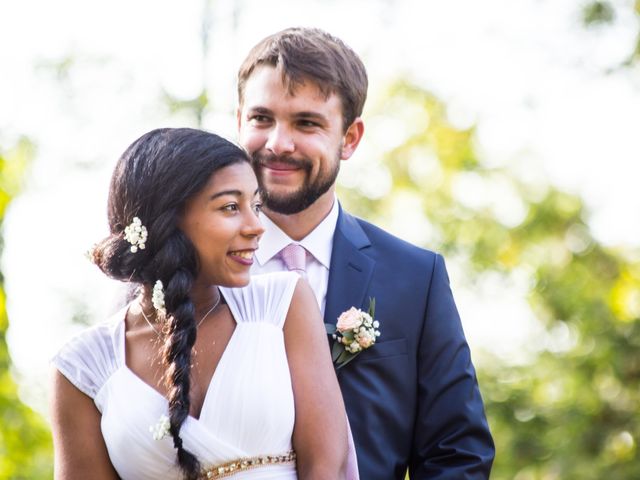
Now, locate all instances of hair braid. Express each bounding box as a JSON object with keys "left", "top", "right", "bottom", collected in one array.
[
  {"left": 153, "top": 233, "right": 201, "bottom": 478},
  {"left": 164, "top": 295, "right": 200, "bottom": 479}
]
